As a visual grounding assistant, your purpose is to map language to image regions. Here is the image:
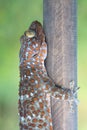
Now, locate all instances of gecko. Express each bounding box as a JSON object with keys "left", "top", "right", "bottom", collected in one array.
[{"left": 19, "top": 21, "right": 76, "bottom": 130}]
